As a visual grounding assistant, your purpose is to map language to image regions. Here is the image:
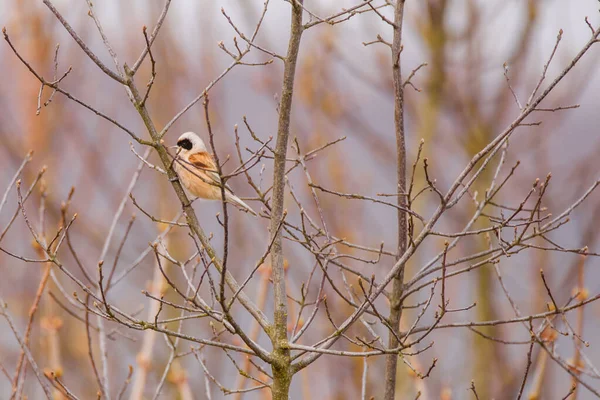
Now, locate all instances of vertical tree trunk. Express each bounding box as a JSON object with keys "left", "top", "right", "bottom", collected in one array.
[
  {"left": 384, "top": 1, "right": 407, "bottom": 399},
  {"left": 269, "top": 1, "right": 304, "bottom": 399}
]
